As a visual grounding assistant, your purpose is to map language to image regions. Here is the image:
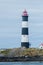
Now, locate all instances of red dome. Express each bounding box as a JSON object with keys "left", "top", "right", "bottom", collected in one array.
[
  {"left": 22, "top": 10, "right": 28, "bottom": 16},
  {"left": 40, "top": 43, "right": 43, "bottom": 46}
]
